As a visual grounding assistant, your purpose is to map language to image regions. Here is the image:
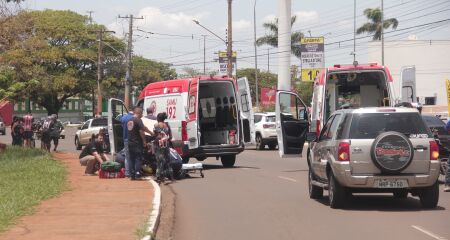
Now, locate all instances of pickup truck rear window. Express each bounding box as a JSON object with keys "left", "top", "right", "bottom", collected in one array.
[{"left": 349, "top": 113, "right": 431, "bottom": 139}]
